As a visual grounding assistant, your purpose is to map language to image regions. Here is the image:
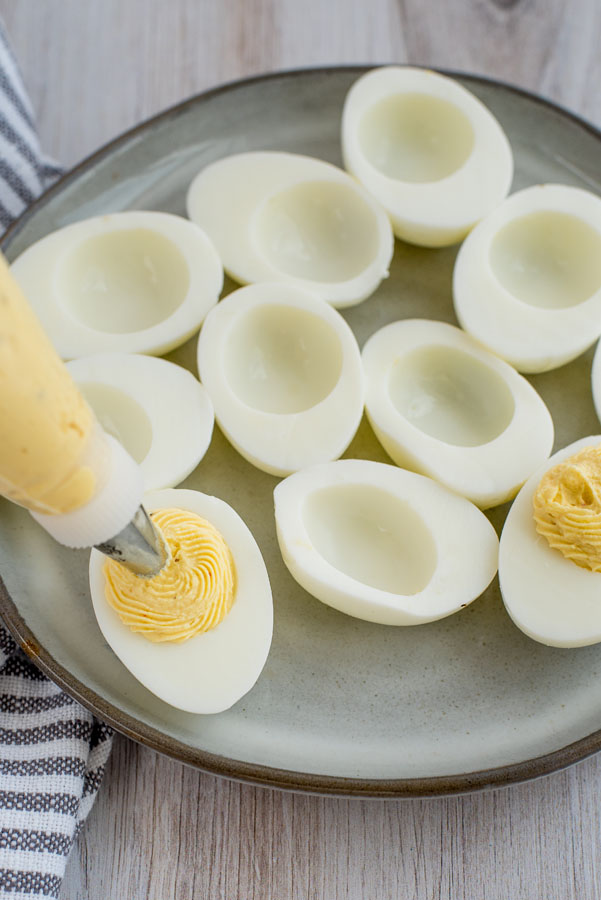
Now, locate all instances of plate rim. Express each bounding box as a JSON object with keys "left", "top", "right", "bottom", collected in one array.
[{"left": 2, "top": 64, "right": 601, "bottom": 798}]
